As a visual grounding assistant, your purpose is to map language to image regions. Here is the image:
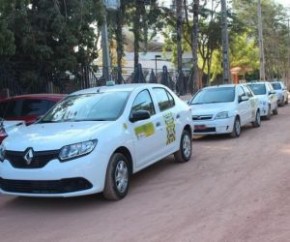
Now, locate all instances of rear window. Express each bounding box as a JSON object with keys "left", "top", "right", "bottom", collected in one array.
[
  {"left": 190, "top": 87, "right": 235, "bottom": 104},
  {"left": 0, "top": 99, "right": 57, "bottom": 118},
  {"left": 271, "top": 83, "right": 282, "bottom": 90},
  {"left": 247, "top": 84, "right": 266, "bottom": 95}
]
